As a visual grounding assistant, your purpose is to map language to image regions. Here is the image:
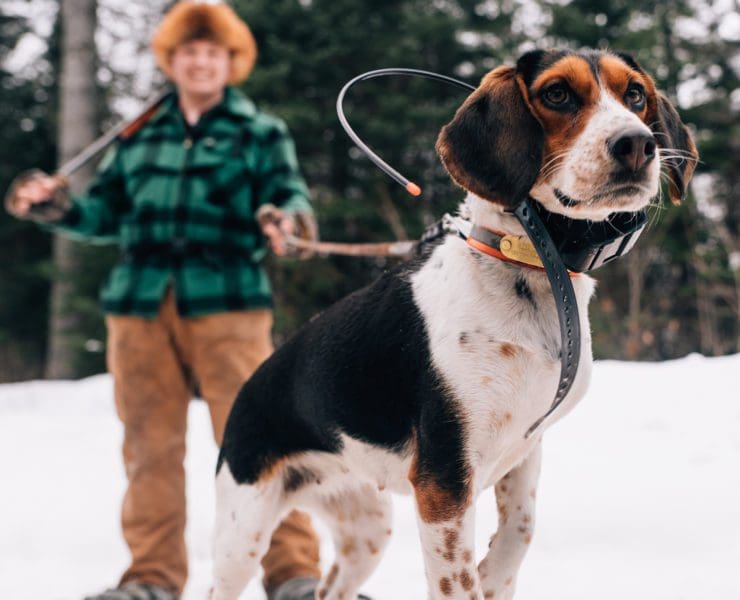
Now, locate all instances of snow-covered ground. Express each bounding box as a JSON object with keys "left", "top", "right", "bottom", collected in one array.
[{"left": 1, "top": 354, "right": 738, "bottom": 600}]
